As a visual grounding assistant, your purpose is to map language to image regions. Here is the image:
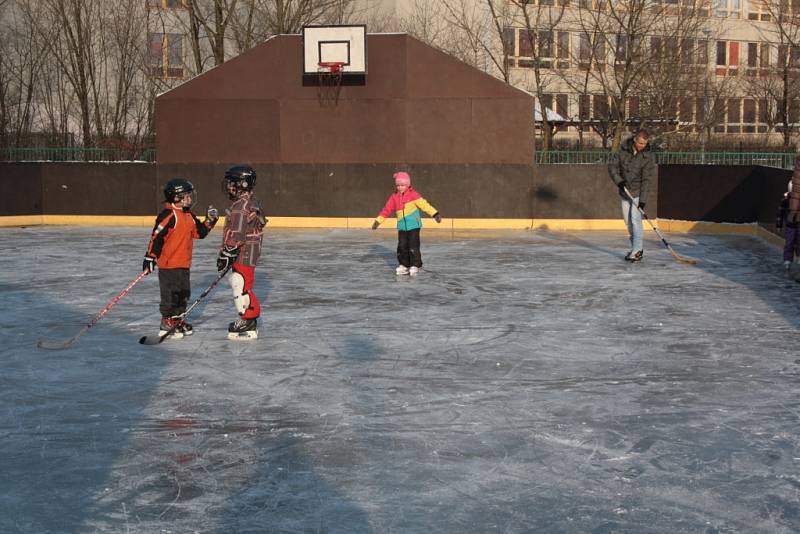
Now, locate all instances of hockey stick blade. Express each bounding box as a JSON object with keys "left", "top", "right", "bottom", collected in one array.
[
  {"left": 139, "top": 334, "right": 165, "bottom": 345},
  {"left": 37, "top": 270, "right": 148, "bottom": 351},
  {"left": 36, "top": 336, "right": 81, "bottom": 351}
]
